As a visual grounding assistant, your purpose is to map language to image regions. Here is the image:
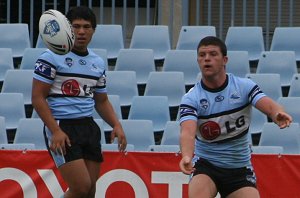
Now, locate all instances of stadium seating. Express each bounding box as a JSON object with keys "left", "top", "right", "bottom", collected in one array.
[
  {"left": 144, "top": 71, "right": 186, "bottom": 108},
  {"left": 248, "top": 107, "right": 268, "bottom": 135},
  {"left": 226, "top": 51, "right": 250, "bottom": 78},
  {"left": 89, "top": 24, "right": 124, "bottom": 59},
  {"left": 176, "top": 26, "right": 216, "bottom": 50},
  {"left": 259, "top": 122, "right": 300, "bottom": 154},
  {"left": 0, "top": 23, "right": 31, "bottom": 58},
  {"left": 161, "top": 121, "right": 180, "bottom": 145},
  {"left": 277, "top": 97, "right": 300, "bottom": 125},
  {"left": 288, "top": 74, "right": 300, "bottom": 97},
  {"left": 0, "top": 117, "right": 7, "bottom": 144},
  {"left": 251, "top": 145, "right": 284, "bottom": 154},
  {"left": 0, "top": 48, "right": 14, "bottom": 85},
  {"left": 130, "top": 25, "right": 171, "bottom": 60},
  {"left": 256, "top": 51, "right": 297, "bottom": 87},
  {"left": 106, "top": 71, "right": 138, "bottom": 107},
  {"left": 119, "top": 119, "right": 155, "bottom": 151},
  {"left": 270, "top": 27, "right": 300, "bottom": 61},
  {"left": 19, "top": 48, "right": 46, "bottom": 70},
  {"left": 102, "top": 143, "right": 135, "bottom": 151},
  {"left": 1, "top": 70, "right": 34, "bottom": 105},
  {"left": 14, "top": 118, "right": 46, "bottom": 150},
  {"left": 92, "top": 95, "right": 122, "bottom": 132},
  {"left": 91, "top": 48, "right": 108, "bottom": 68},
  {"left": 128, "top": 96, "right": 170, "bottom": 133},
  {"left": 162, "top": 50, "right": 200, "bottom": 88},
  {"left": 0, "top": 93, "right": 26, "bottom": 130},
  {"left": 114, "top": 49, "right": 156, "bottom": 92},
  {"left": 225, "top": 26, "right": 265, "bottom": 61},
  {"left": 246, "top": 73, "right": 282, "bottom": 101},
  {"left": 147, "top": 145, "right": 180, "bottom": 152}
]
